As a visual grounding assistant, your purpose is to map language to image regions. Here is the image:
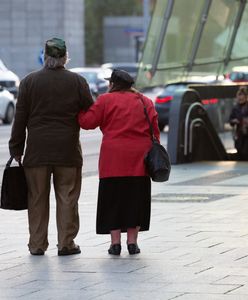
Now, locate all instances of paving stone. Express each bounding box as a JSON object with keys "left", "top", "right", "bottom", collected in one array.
[
  {"left": 158, "top": 283, "right": 242, "bottom": 294},
  {"left": 92, "top": 291, "right": 184, "bottom": 300},
  {"left": 227, "top": 283, "right": 248, "bottom": 295},
  {"left": 215, "top": 275, "right": 248, "bottom": 285},
  {"left": 175, "top": 294, "right": 248, "bottom": 300}
]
